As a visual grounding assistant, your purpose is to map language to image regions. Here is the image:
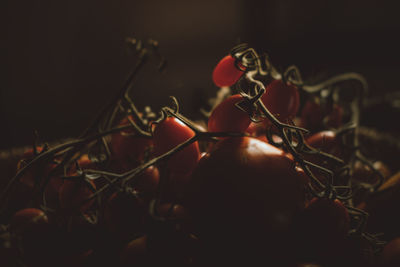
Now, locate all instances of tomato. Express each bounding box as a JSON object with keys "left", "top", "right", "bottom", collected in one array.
[
  {"left": 301, "top": 100, "right": 344, "bottom": 131},
  {"left": 157, "top": 203, "right": 186, "bottom": 220},
  {"left": 10, "top": 208, "right": 49, "bottom": 234},
  {"left": 382, "top": 237, "right": 400, "bottom": 267},
  {"left": 208, "top": 94, "right": 252, "bottom": 133},
  {"left": 110, "top": 115, "right": 153, "bottom": 172},
  {"left": 261, "top": 79, "right": 300, "bottom": 123},
  {"left": 120, "top": 235, "right": 149, "bottom": 266},
  {"left": 245, "top": 121, "right": 266, "bottom": 137},
  {"left": 292, "top": 198, "right": 350, "bottom": 263},
  {"left": 185, "top": 136, "right": 306, "bottom": 264},
  {"left": 305, "top": 130, "right": 343, "bottom": 165},
  {"left": 153, "top": 117, "right": 200, "bottom": 175},
  {"left": 59, "top": 178, "right": 96, "bottom": 212},
  {"left": 128, "top": 165, "right": 160, "bottom": 200},
  {"left": 212, "top": 55, "right": 245, "bottom": 87},
  {"left": 352, "top": 160, "right": 391, "bottom": 185},
  {"left": 104, "top": 190, "right": 146, "bottom": 240}
]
